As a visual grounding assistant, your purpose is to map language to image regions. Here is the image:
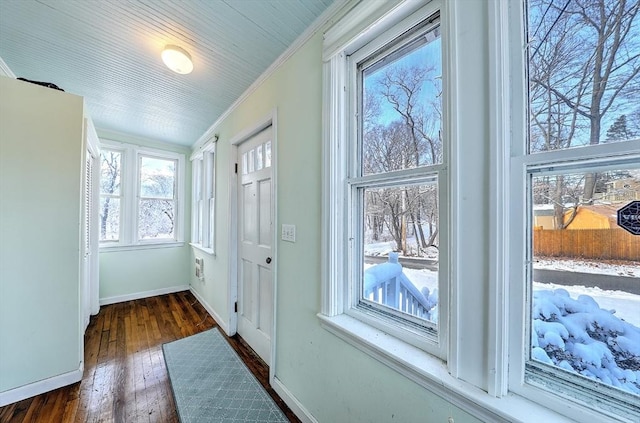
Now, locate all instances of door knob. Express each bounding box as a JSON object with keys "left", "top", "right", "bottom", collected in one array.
[{"left": 266, "top": 257, "right": 272, "bottom": 264}]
